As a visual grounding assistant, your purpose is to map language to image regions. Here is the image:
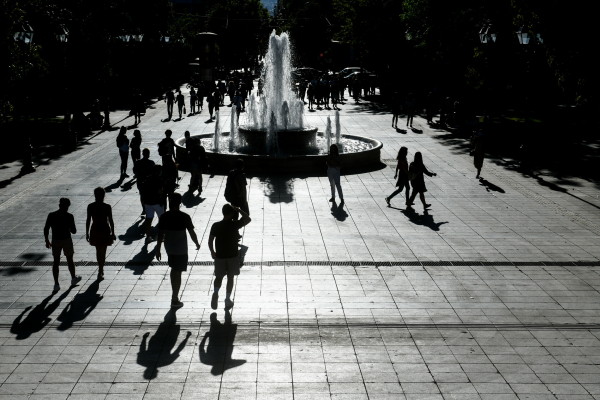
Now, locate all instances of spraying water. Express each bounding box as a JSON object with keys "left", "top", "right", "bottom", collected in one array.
[
  {"left": 325, "top": 116, "right": 332, "bottom": 151},
  {"left": 335, "top": 110, "right": 342, "bottom": 152},
  {"left": 213, "top": 111, "right": 220, "bottom": 153},
  {"left": 229, "top": 107, "right": 236, "bottom": 152}
]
